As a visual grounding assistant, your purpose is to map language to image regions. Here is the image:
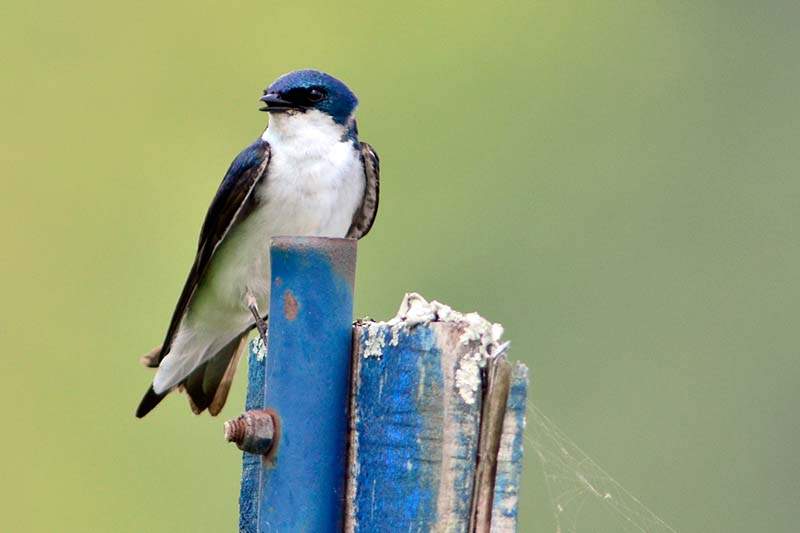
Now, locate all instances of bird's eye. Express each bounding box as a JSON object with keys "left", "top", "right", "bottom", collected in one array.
[{"left": 308, "top": 88, "right": 324, "bottom": 103}]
